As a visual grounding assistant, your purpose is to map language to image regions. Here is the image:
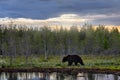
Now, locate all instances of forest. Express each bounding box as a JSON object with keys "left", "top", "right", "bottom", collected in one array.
[
  {"left": 0, "top": 24, "right": 120, "bottom": 57},
  {"left": 0, "top": 24, "right": 120, "bottom": 67}
]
